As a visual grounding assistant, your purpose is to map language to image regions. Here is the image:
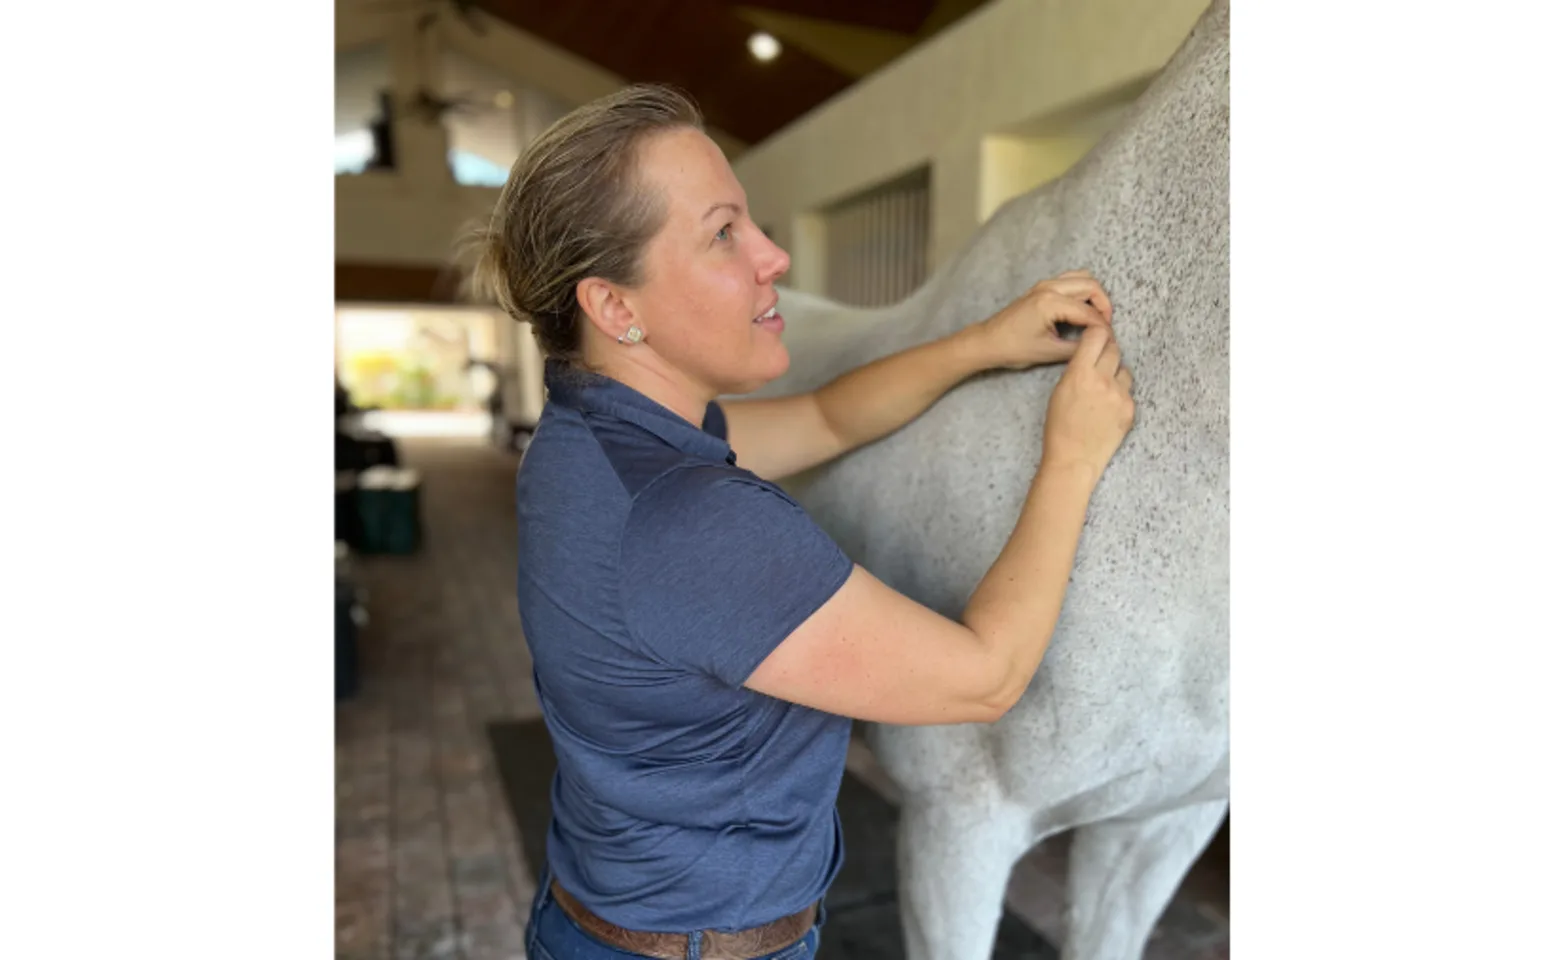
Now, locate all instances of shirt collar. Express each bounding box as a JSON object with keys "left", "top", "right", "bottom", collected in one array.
[{"left": 544, "top": 359, "right": 735, "bottom": 465}]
